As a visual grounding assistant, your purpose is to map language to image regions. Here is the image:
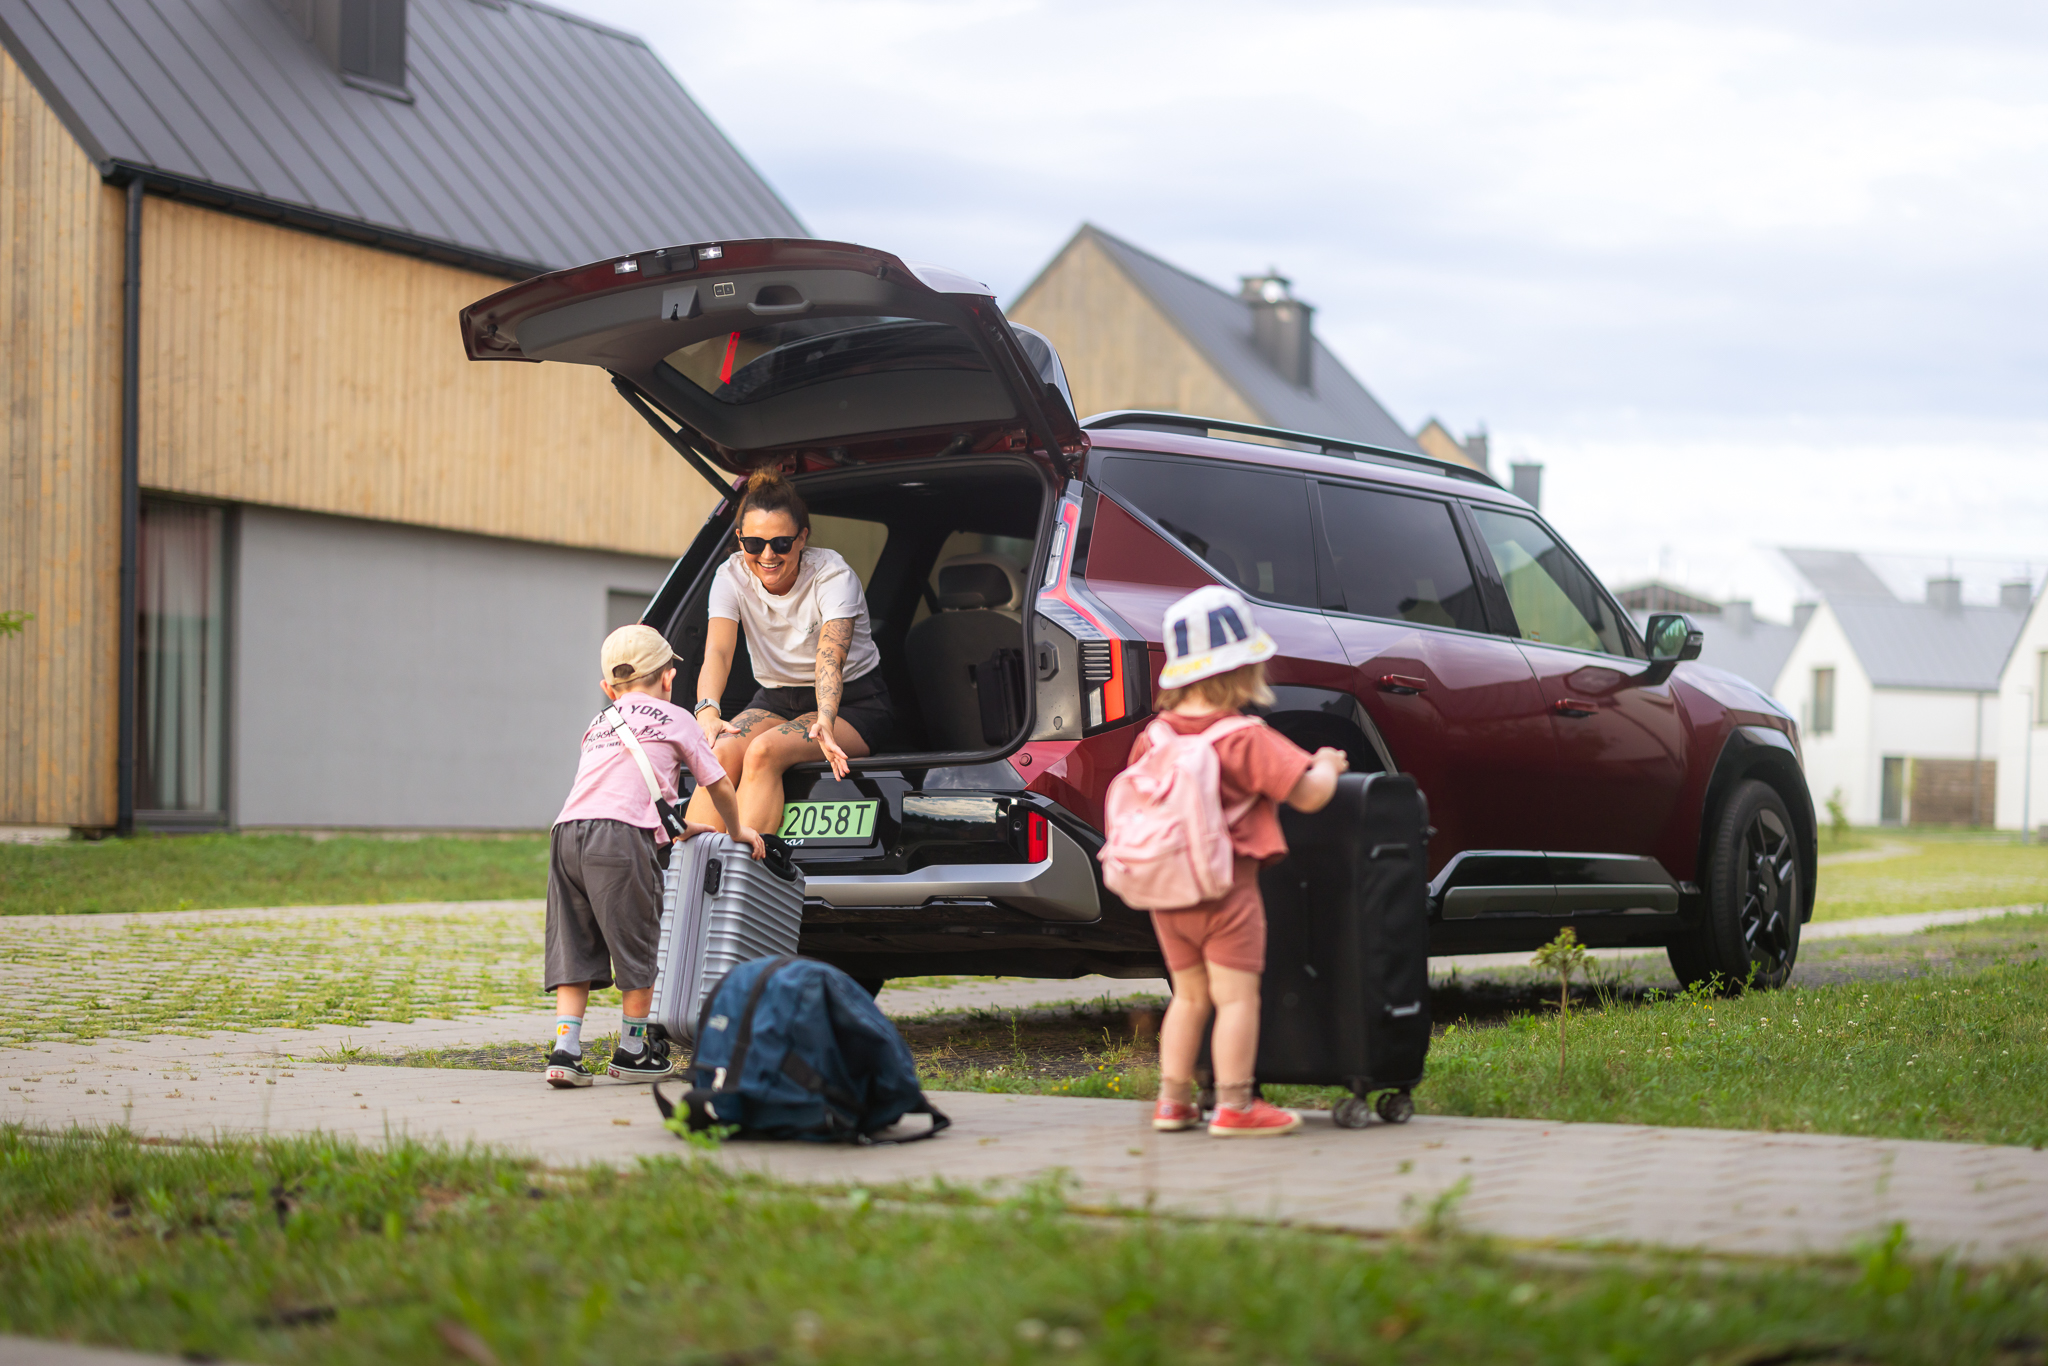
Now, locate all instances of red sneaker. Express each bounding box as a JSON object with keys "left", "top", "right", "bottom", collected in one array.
[
  {"left": 1152, "top": 1098, "right": 1203, "bottom": 1131},
  {"left": 1207, "top": 1099, "right": 1302, "bottom": 1137}
]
